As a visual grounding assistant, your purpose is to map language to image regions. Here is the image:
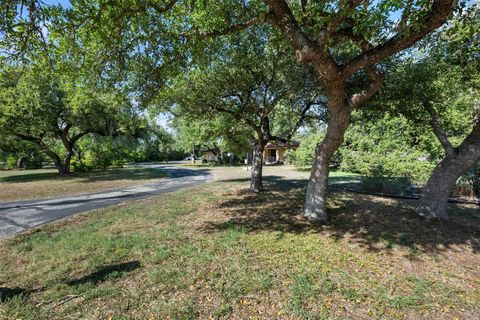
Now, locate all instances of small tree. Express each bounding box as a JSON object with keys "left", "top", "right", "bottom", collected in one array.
[
  {"left": 164, "top": 37, "right": 321, "bottom": 192},
  {"left": 173, "top": 115, "right": 252, "bottom": 165}
]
